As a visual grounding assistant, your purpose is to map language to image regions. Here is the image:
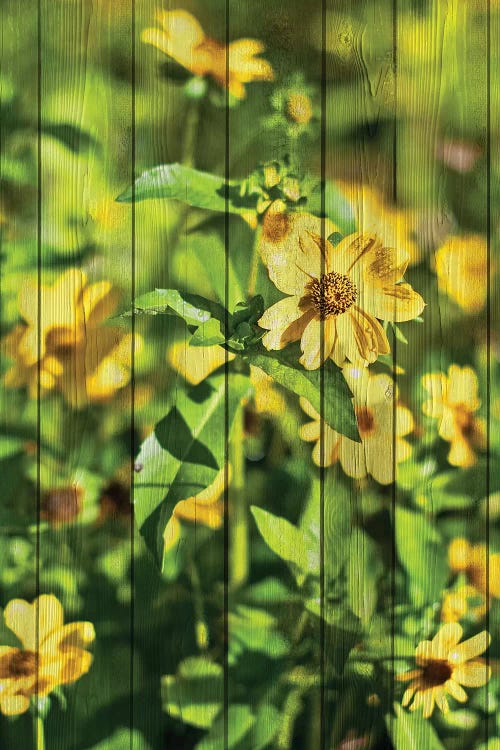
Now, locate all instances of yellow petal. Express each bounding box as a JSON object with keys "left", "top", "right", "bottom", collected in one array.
[
  {"left": 4, "top": 595, "right": 63, "bottom": 651},
  {"left": 338, "top": 436, "right": 367, "bottom": 480},
  {"left": 452, "top": 659, "right": 491, "bottom": 687},
  {"left": 260, "top": 297, "right": 310, "bottom": 350},
  {"left": 415, "top": 640, "right": 434, "bottom": 665},
  {"left": 82, "top": 280, "right": 119, "bottom": 328},
  {"left": 433, "top": 686, "right": 449, "bottom": 714},
  {"left": 299, "top": 397, "right": 320, "bottom": 421},
  {"left": 0, "top": 693, "right": 30, "bottom": 716},
  {"left": 444, "top": 679, "right": 468, "bottom": 703},
  {"left": 431, "top": 622, "right": 463, "bottom": 659},
  {"left": 448, "top": 631, "right": 490, "bottom": 665},
  {"left": 41, "top": 621, "right": 95, "bottom": 654},
  {"left": 167, "top": 341, "right": 234, "bottom": 385},
  {"left": 164, "top": 515, "right": 182, "bottom": 552},
  {"left": 299, "top": 318, "right": 326, "bottom": 370},
  {"left": 448, "top": 538, "right": 473, "bottom": 573},
  {"left": 363, "top": 283, "right": 425, "bottom": 323}
]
